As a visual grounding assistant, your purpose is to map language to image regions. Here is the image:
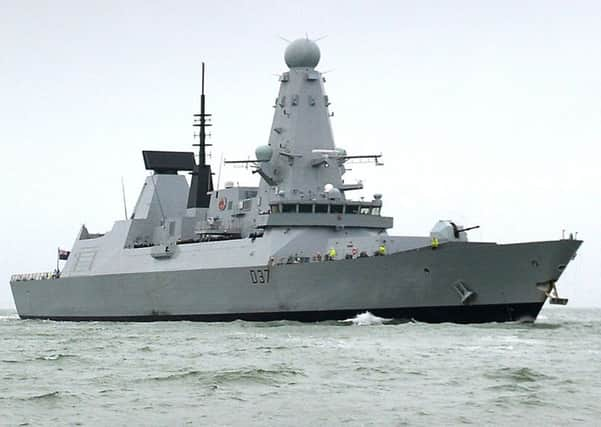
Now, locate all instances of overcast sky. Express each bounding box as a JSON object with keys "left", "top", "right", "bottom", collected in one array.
[{"left": 1, "top": 0, "right": 600, "bottom": 309}]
